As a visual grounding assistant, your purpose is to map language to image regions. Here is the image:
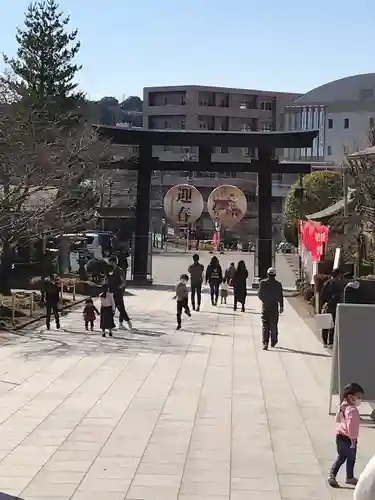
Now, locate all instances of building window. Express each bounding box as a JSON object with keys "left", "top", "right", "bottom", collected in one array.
[
  {"left": 344, "top": 118, "right": 349, "bottom": 129},
  {"left": 220, "top": 146, "right": 229, "bottom": 154},
  {"left": 164, "top": 120, "right": 171, "bottom": 129},
  {"left": 164, "top": 97, "right": 168, "bottom": 105},
  {"left": 180, "top": 96, "right": 186, "bottom": 105},
  {"left": 327, "top": 146, "right": 332, "bottom": 156},
  {"left": 328, "top": 118, "right": 333, "bottom": 129},
  {"left": 180, "top": 119, "right": 186, "bottom": 129},
  {"left": 261, "top": 101, "right": 273, "bottom": 111}
]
